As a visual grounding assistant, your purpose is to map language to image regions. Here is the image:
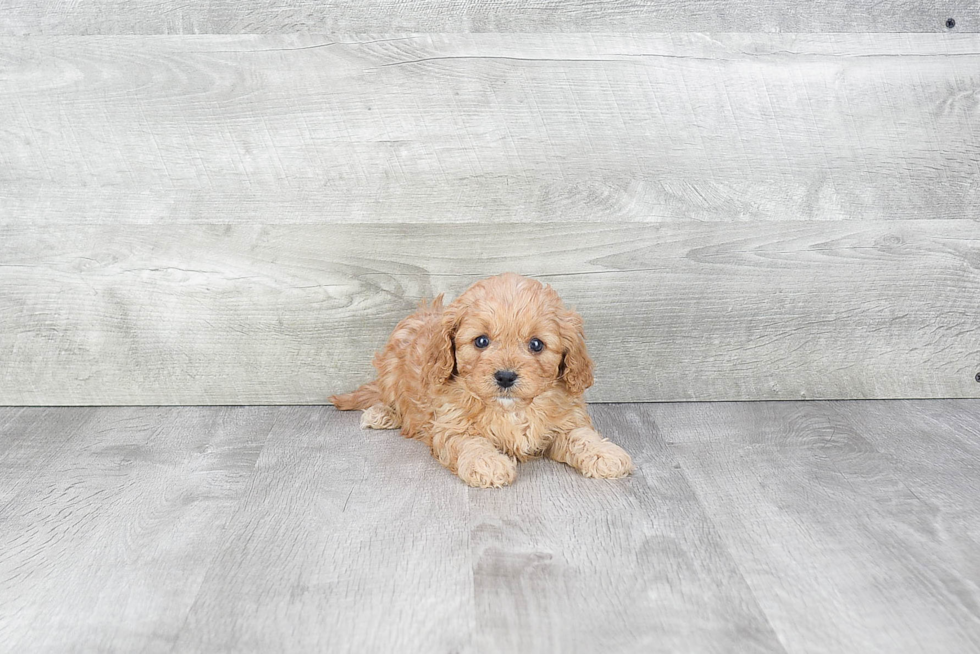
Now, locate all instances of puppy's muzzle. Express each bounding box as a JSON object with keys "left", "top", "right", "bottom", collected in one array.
[{"left": 494, "top": 370, "right": 518, "bottom": 389}]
